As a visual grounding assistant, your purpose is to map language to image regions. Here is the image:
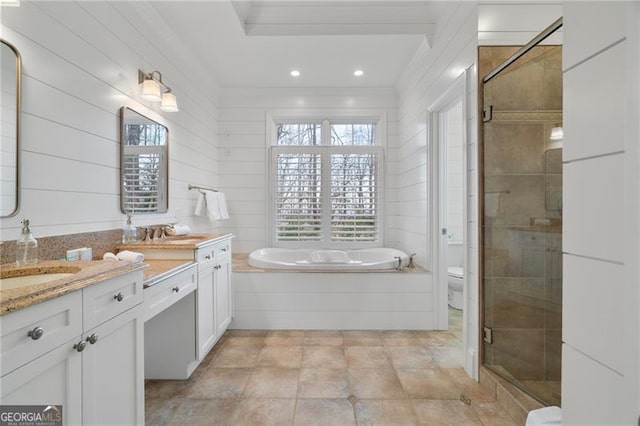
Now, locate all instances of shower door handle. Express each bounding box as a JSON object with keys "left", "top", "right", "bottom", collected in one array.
[{"left": 442, "top": 228, "right": 447, "bottom": 235}]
